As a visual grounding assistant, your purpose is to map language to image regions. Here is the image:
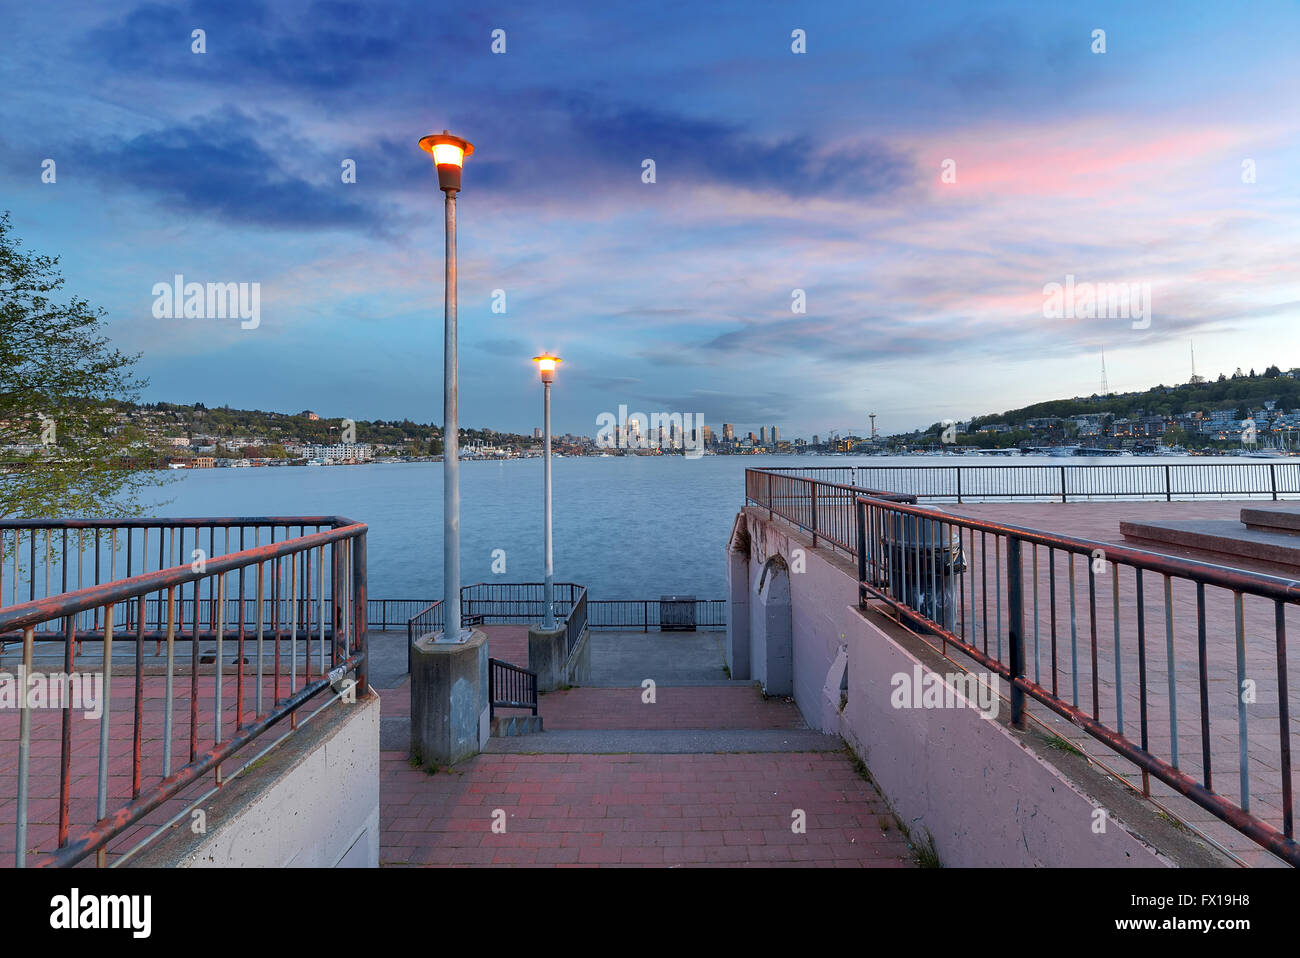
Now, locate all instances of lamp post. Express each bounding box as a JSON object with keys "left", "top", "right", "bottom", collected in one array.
[
  {"left": 532, "top": 353, "right": 561, "bottom": 629},
  {"left": 419, "top": 130, "right": 473, "bottom": 642}
]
